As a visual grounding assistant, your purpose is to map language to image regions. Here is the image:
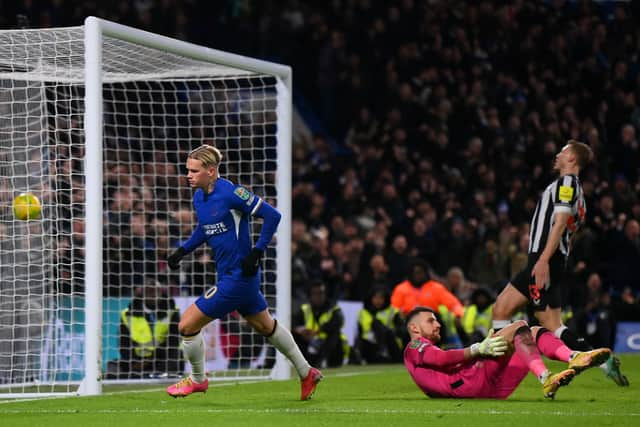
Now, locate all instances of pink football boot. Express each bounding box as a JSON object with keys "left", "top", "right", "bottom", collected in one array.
[
  {"left": 166, "top": 377, "right": 209, "bottom": 398},
  {"left": 300, "top": 367, "right": 323, "bottom": 401}
]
